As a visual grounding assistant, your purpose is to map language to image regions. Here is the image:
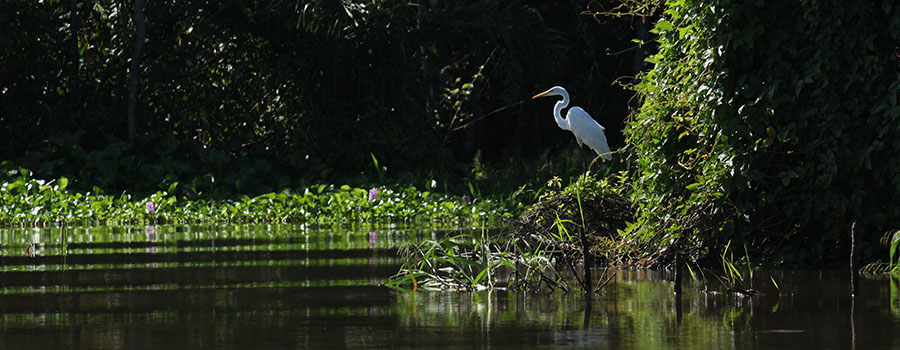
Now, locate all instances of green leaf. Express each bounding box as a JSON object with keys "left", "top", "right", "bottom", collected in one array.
[
  {"left": 473, "top": 267, "right": 489, "bottom": 285},
  {"left": 890, "top": 231, "right": 900, "bottom": 269},
  {"left": 653, "top": 19, "right": 674, "bottom": 33},
  {"left": 58, "top": 177, "right": 69, "bottom": 191},
  {"left": 167, "top": 181, "right": 179, "bottom": 194}
]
